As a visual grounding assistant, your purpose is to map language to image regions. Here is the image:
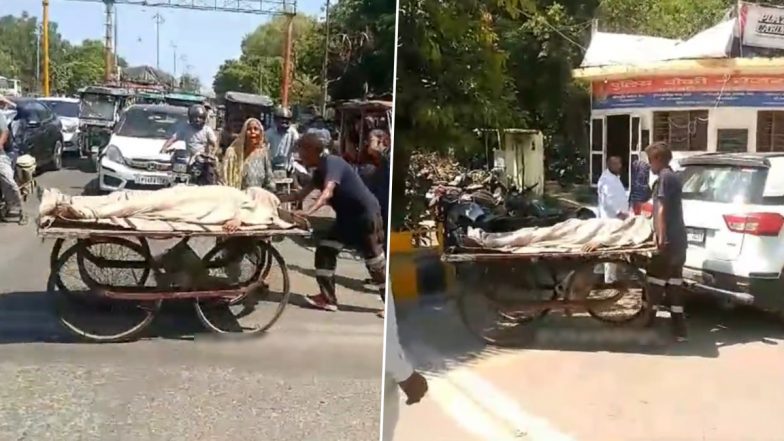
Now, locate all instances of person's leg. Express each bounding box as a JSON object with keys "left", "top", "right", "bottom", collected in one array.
[
  {"left": 0, "top": 153, "right": 23, "bottom": 218},
  {"left": 382, "top": 374, "right": 400, "bottom": 441},
  {"left": 664, "top": 254, "right": 688, "bottom": 341},
  {"left": 357, "top": 214, "right": 387, "bottom": 301},
  {"left": 644, "top": 255, "right": 668, "bottom": 319},
  {"left": 307, "top": 228, "right": 342, "bottom": 311}
]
